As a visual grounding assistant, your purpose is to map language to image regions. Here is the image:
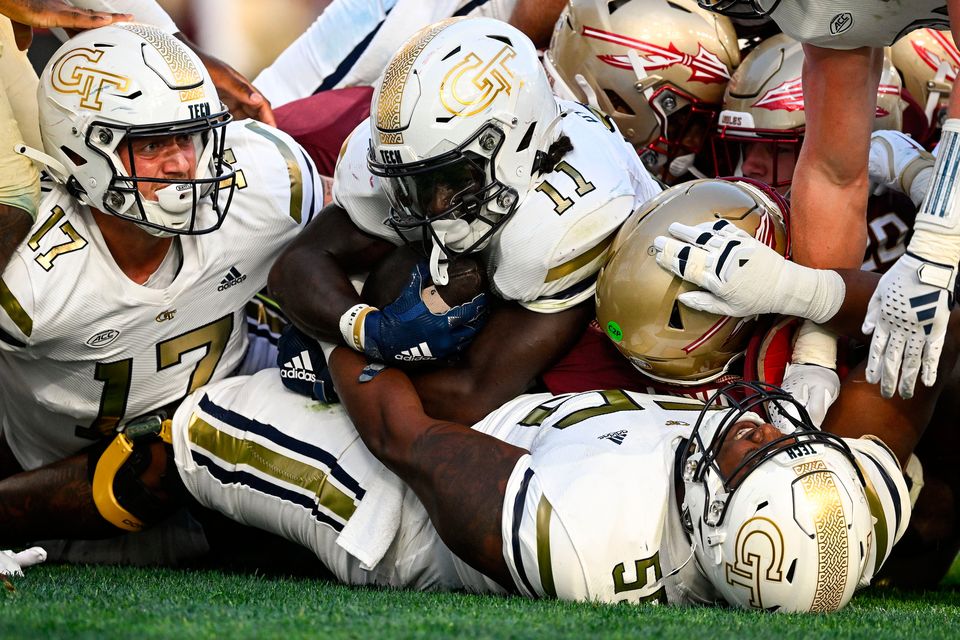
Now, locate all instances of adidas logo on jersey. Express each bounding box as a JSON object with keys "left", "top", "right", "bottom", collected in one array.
[
  {"left": 598, "top": 430, "right": 628, "bottom": 445},
  {"left": 280, "top": 351, "right": 316, "bottom": 382},
  {"left": 218, "top": 266, "right": 247, "bottom": 291},
  {"left": 395, "top": 342, "right": 435, "bottom": 362}
]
